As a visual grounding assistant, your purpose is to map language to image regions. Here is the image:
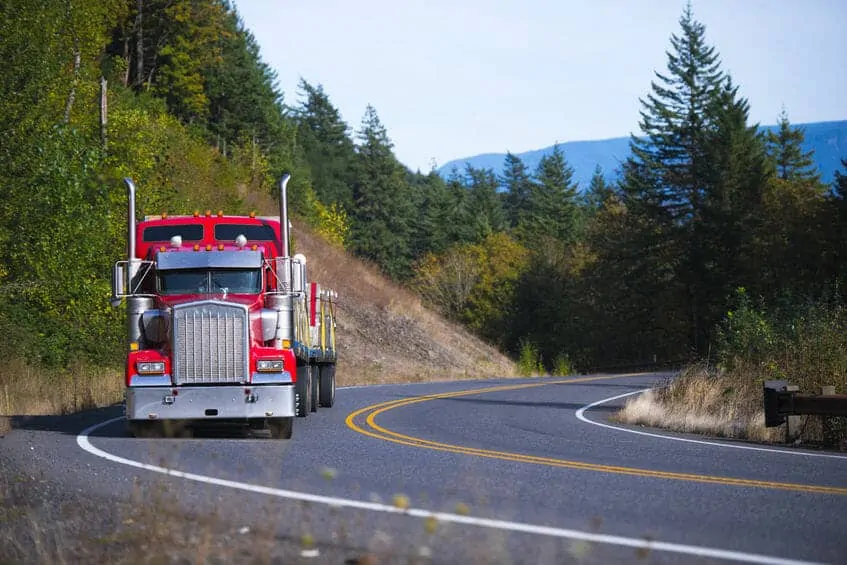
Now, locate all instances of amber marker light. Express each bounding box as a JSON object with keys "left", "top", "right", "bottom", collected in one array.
[
  {"left": 194, "top": 244, "right": 200, "bottom": 251},
  {"left": 206, "top": 244, "right": 212, "bottom": 251},
  {"left": 218, "top": 243, "right": 224, "bottom": 250},
  {"left": 159, "top": 246, "right": 166, "bottom": 252},
  {"left": 251, "top": 244, "right": 258, "bottom": 251},
  {"left": 193, "top": 210, "right": 200, "bottom": 217},
  {"left": 217, "top": 210, "right": 223, "bottom": 217},
  {"left": 249, "top": 211, "right": 256, "bottom": 218},
  {"left": 161, "top": 212, "right": 168, "bottom": 219},
  {"left": 204, "top": 210, "right": 211, "bottom": 217}
]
